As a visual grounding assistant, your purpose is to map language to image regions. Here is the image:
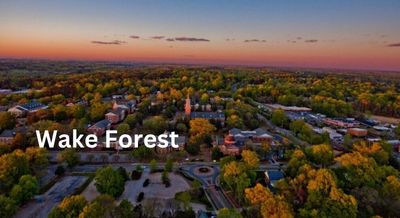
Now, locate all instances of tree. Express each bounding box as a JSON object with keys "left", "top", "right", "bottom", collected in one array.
[
  {"left": 10, "top": 175, "right": 39, "bottom": 204},
  {"left": 0, "top": 112, "right": 16, "bottom": 131},
  {"left": 116, "top": 123, "right": 130, "bottom": 136},
  {"left": 79, "top": 195, "right": 116, "bottom": 218},
  {"left": 212, "top": 147, "right": 223, "bottom": 160},
  {"left": 305, "top": 144, "right": 334, "bottom": 167},
  {"left": 150, "top": 159, "right": 157, "bottom": 173},
  {"left": 114, "top": 199, "right": 135, "bottom": 218},
  {"left": 143, "top": 116, "right": 167, "bottom": 134},
  {"left": 162, "top": 170, "right": 170, "bottom": 186},
  {"left": 380, "top": 176, "right": 400, "bottom": 217},
  {"left": 241, "top": 150, "right": 260, "bottom": 170},
  {"left": 0, "top": 150, "right": 30, "bottom": 192},
  {"left": 0, "top": 195, "right": 17, "bottom": 218},
  {"left": 57, "top": 149, "right": 79, "bottom": 168},
  {"left": 130, "top": 145, "right": 154, "bottom": 161},
  {"left": 89, "top": 103, "right": 108, "bottom": 122},
  {"left": 165, "top": 159, "right": 174, "bottom": 172},
  {"left": 217, "top": 208, "right": 242, "bottom": 218},
  {"left": 49, "top": 195, "right": 87, "bottom": 218},
  {"left": 245, "top": 183, "right": 293, "bottom": 218},
  {"left": 189, "top": 118, "right": 216, "bottom": 137},
  {"left": 117, "top": 167, "right": 129, "bottom": 182},
  {"left": 95, "top": 166, "right": 125, "bottom": 197},
  {"left": 176, "top": 191, "right": 191, "bottom": 211},
  {"left": 25, "top": 147, "right": 49, "bottom": 173},
  {"left": 271, "top": 109, "right": 289, "bottom": 128}
]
